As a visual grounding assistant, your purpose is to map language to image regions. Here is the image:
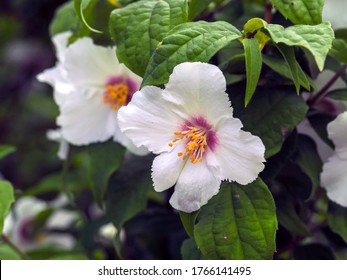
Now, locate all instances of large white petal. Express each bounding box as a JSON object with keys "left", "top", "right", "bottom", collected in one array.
[
  {"left": 118, "top": 86, "right": 184, "bottom": 154},
  {"left": 321, "top": 154, "right": 347, "bottom": 207},
  {"left": 151, "top": 142, "right": 186, "bottom": 192},
  {"left": 207, "top": 118, "right": 265, "bottom": 185},
  {"left": 63, "top": 37, "right": 122, "bottom": 88},
  {"left": 169, "top": 160, "right": 221, "bottom": 213},
  {"left": 57, "top": 90, "right": 116, "bottom": 145},
  {"left": 163, "top": 62, "right": 233, "bottom": 126},
  {"left": 328, "top": 111, "right": 347, "bottom": 159}
]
